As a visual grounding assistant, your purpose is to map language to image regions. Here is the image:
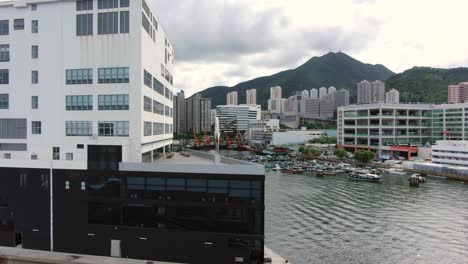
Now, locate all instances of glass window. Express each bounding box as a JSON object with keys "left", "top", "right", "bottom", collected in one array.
[
  {"left": 0, "top": 20, "right": 9, "bottom": 35},
  {"left": 76, "top": 0, "right": 93, "bottom": 11},
  {"left": 153, "top": 78, "right": 164, "bottom": 95},
  {"left": 66, "top": 95, "right": 93, "bottom": 111},
  {"left": 98, "top": 0, "right": 119, "bottom": 9},
  {"left": 31, "top": 71, "right": 38, "bottom": 84},
  {"left": 31, "top": 45, "right": 38, "bottom": 59},
  {"left": 32, "top": 121, "right": 41, "bottom": 134},
  {"left": 31, "top": 20, "right": 38, "bottom": 33},
  {"left": 120, "top": 0, "right": 129, "bottom": 7},
  {"left": 142, "top": 12, "right": 150, "bottom": 36},
  {"left": 98, "top": 67, "right": 129, "bottom": 83},
  {"left": 31, "top": 96, "right": 38, "bottom": 109},
  {"left": 76, "top": 14, "right": 93, "bottom": 36},
  {"left": 13, "top": 19, "right": 24, "bottom": 30},
  {"left": 98, "top": 121, "right": 129, "bottom": 136},
  {"left": 0, "top": 94, "right": 8, "bottom": 109},
  {"left": 120, "top": 11, "right": 129, "bottom": 33},
  {"left": 98, "top": 94, "right": 129, "bottom": 110},
  {"left": 98, "top": 12, "right": 118, "bottom": 34},
  {"left": 144, "top": 70, "right": 152, "bottom": 88},
  {"left": 144, "top": 121, "right": 152, "bottom": 136},
  {"left": 0, "top": 45, "right": 9, "bottom": 62},
  {"left": 152, "top": 122, "right": 164, "bottom": 135},
  {"left": 143, "top": 96, "right": 152, "bottom": 112},
  {"left": 66, "top": 121, "right": 92, "bottom": 136}
]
